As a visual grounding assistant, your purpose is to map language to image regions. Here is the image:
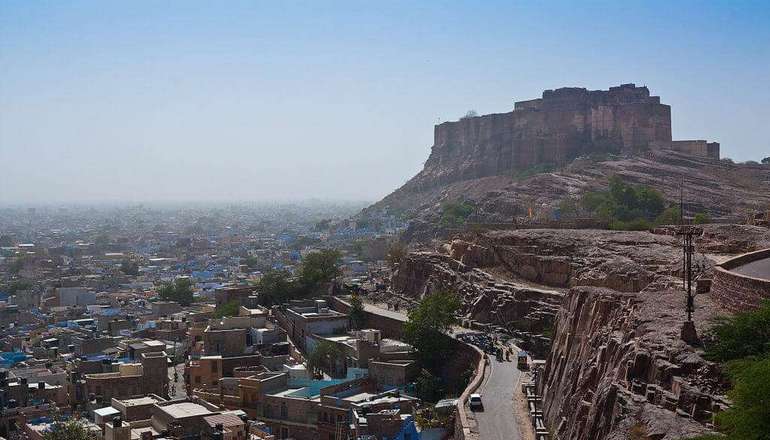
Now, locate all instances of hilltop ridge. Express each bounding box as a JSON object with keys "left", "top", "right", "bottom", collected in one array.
[{"left": 364, "top": 85, "right": 768, "bottom": 239}]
